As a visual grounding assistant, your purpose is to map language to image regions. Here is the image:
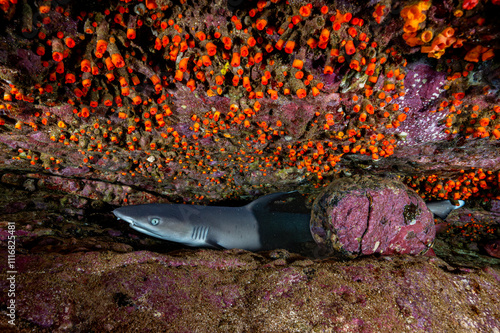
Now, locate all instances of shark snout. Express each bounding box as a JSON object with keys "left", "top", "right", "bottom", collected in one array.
[{"left": 113, "top": 208, "right": 136, "bottom": 225}]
